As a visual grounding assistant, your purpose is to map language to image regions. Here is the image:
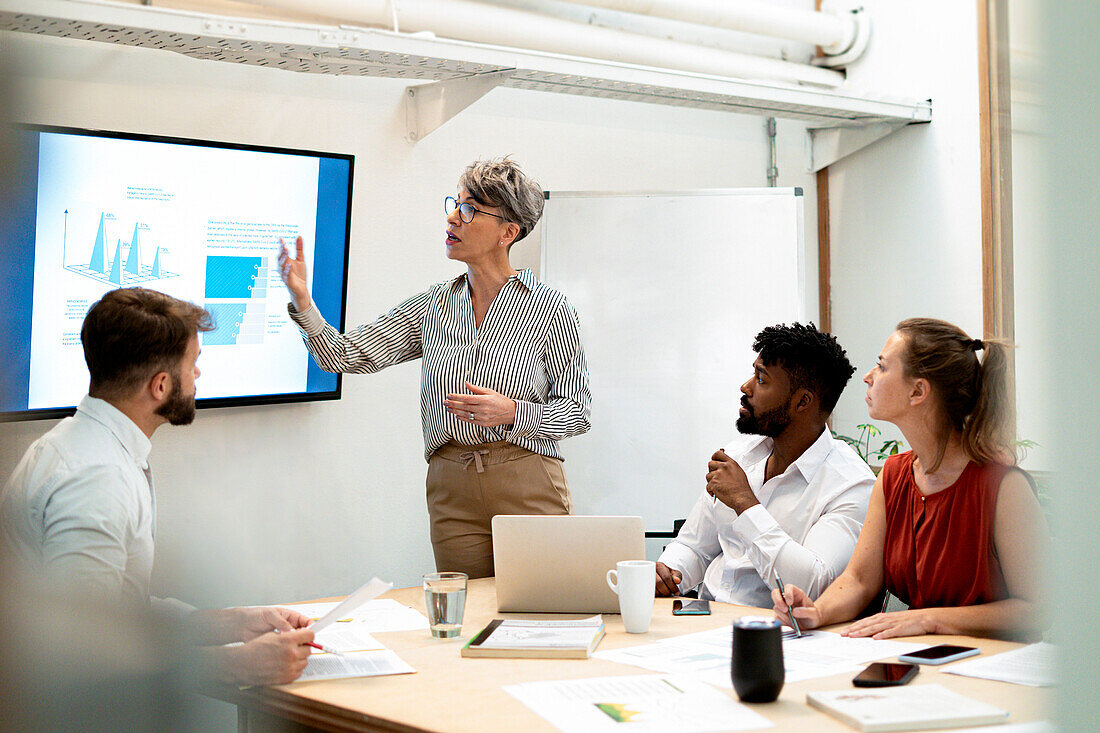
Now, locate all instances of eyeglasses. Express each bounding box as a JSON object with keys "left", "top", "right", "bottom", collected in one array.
[{"left": 444, "top": 196, "right": 506, "bottom": 224}]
